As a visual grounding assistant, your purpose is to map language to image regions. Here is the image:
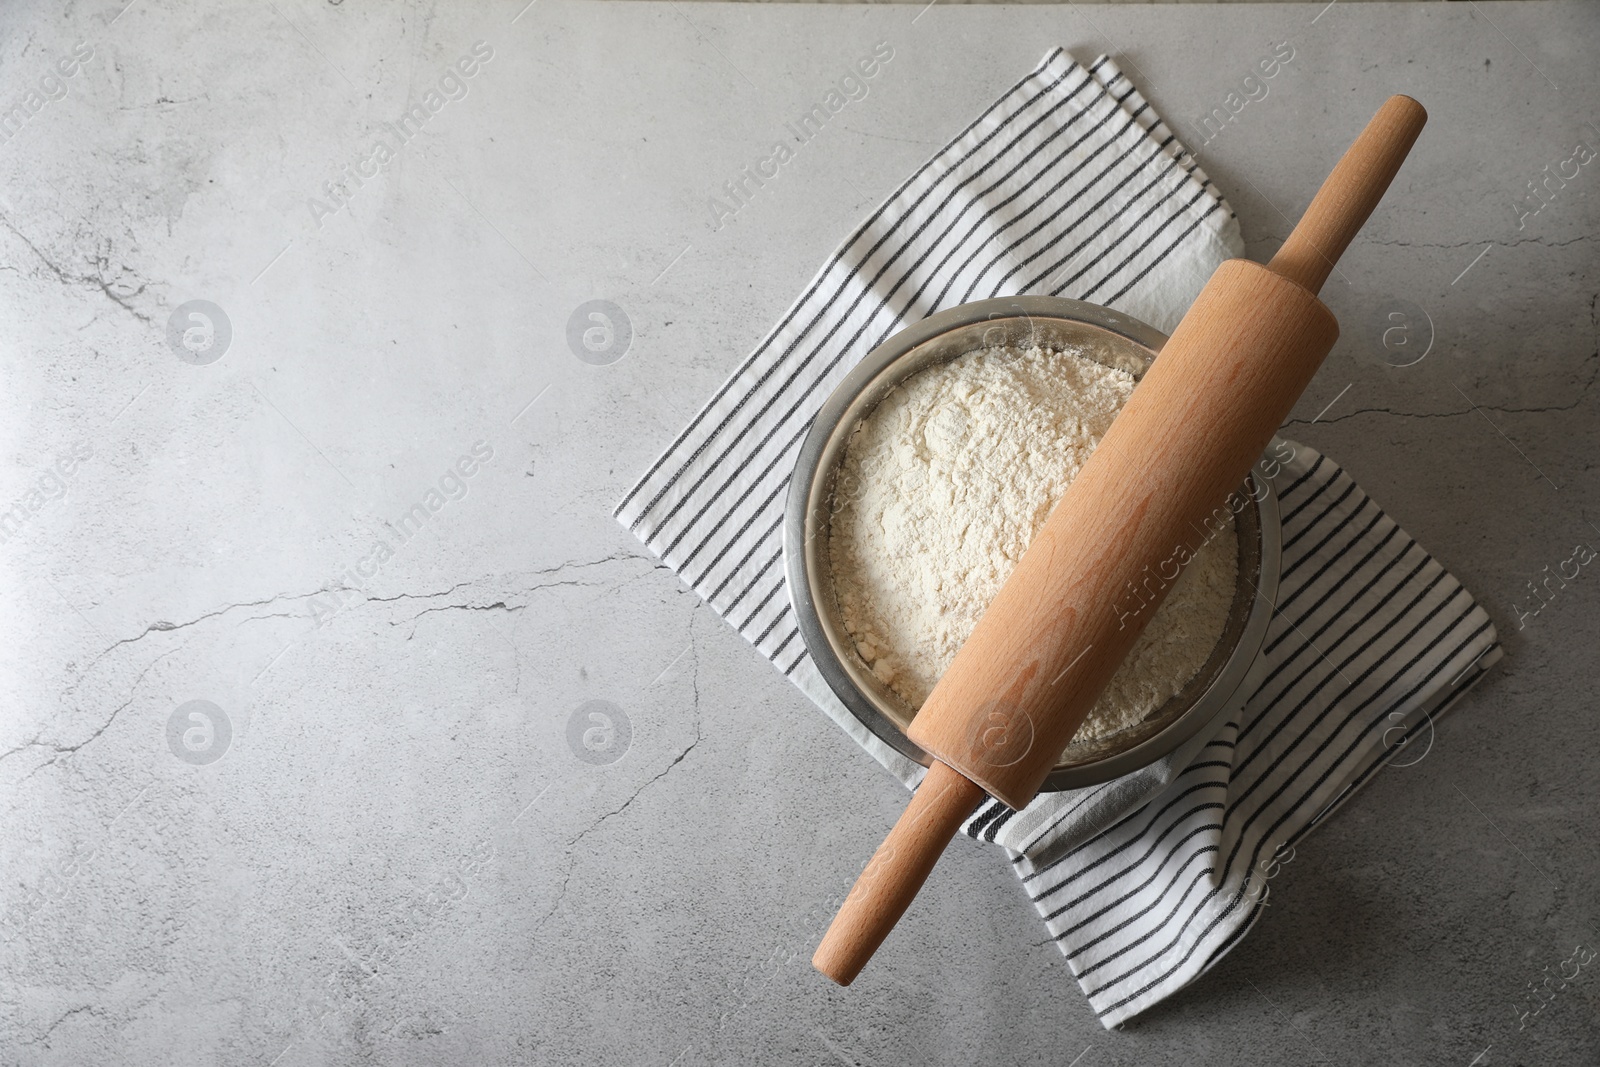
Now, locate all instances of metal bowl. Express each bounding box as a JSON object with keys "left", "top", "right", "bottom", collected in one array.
[{"left": 784, "top": 296, "right": 1281, "bottom": 793}]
